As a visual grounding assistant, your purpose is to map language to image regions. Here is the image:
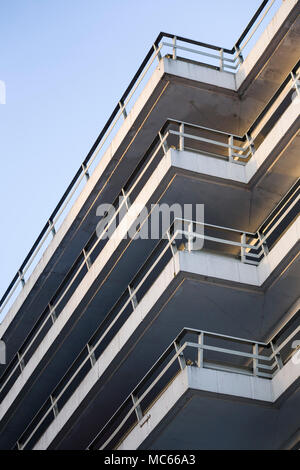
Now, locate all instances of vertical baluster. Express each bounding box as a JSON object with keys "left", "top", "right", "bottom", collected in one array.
[
  {"left": 270, "top": 341, "right": 283, "bottom": 371},
  {"left": 246, "top": 133, "right": 255, "bottom": 156},
  {"left": 17, "top": 352, "right": 25, "bottom": 372},
  {"left": 48, "top": 219, "right": 56, "bottom": 238},
  {"left": 128, "top": 285, "right": 138, "bottom": 309},
  {"left": 291, "top": 71, "right": 300, "bottom": 96},
  {"left": 153, "top": 43, "right": 162, "bottom": 62},
  {"left": 119, "top": 100, "right": 127, "bottom": 119},
  {"left": 234, "top": 45, "right": 244, "bottom": 65},
  {"left": 87, "top": 343, "right": 96, "bottom": 368},
  {"left": 18, "top": 270, "right": 25, "bottom": 288},
  {"left": 257, "top": 231, "right": 269, "bottom": 258},
  {"left": 172, "top": 36, "right": 177, "bottom": 60},
  {"left": 187, "top": 222, "right": 193, "bottom": 252},
  {"left": 159, "top": 131, "right": 168, "bottom": 155},
  {"left": 50, "top": 395, "right": 59, "bottom": 418},
  {"left": 174, "top": 341, "right": 186, "bottom": 370},
  {"left": 82, "top": 163, "right": 90, "bottom": 181}
]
